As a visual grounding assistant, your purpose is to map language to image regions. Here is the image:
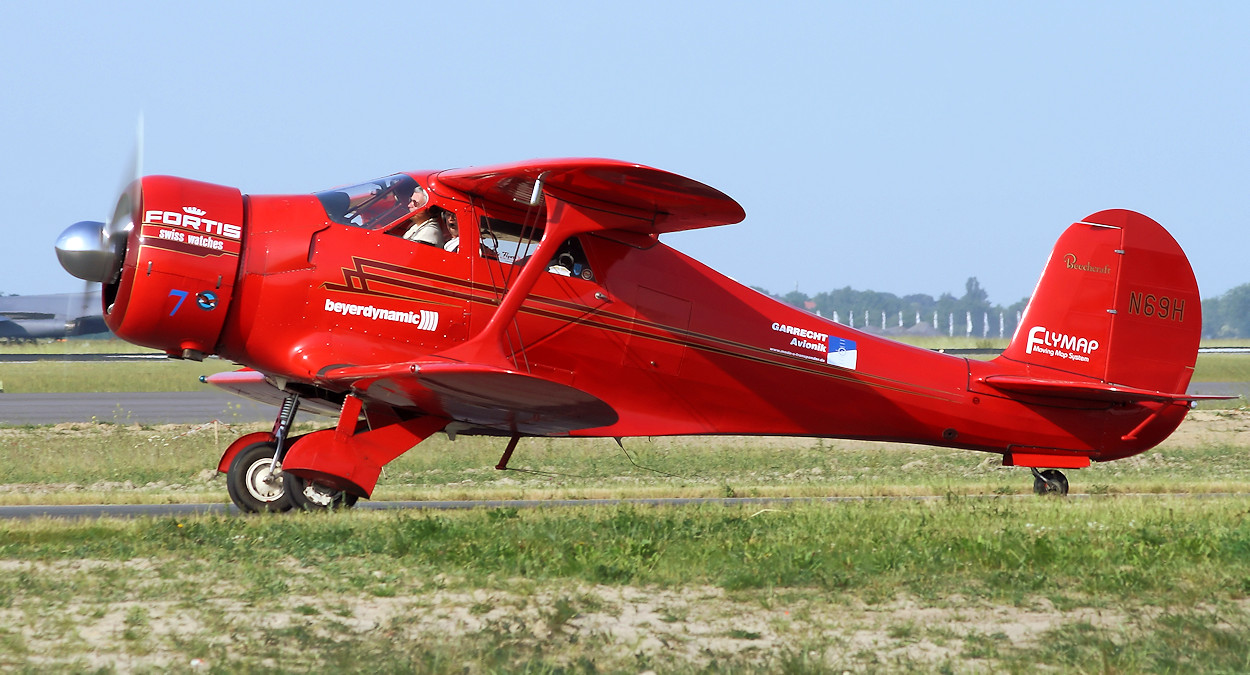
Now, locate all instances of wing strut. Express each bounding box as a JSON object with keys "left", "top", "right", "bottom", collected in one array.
[
  {"left": 495, "top": 434, "right": 521, "bottom": 471},
  {"left": 442, "top": 195, "right": 642, "bottom": 369}
]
